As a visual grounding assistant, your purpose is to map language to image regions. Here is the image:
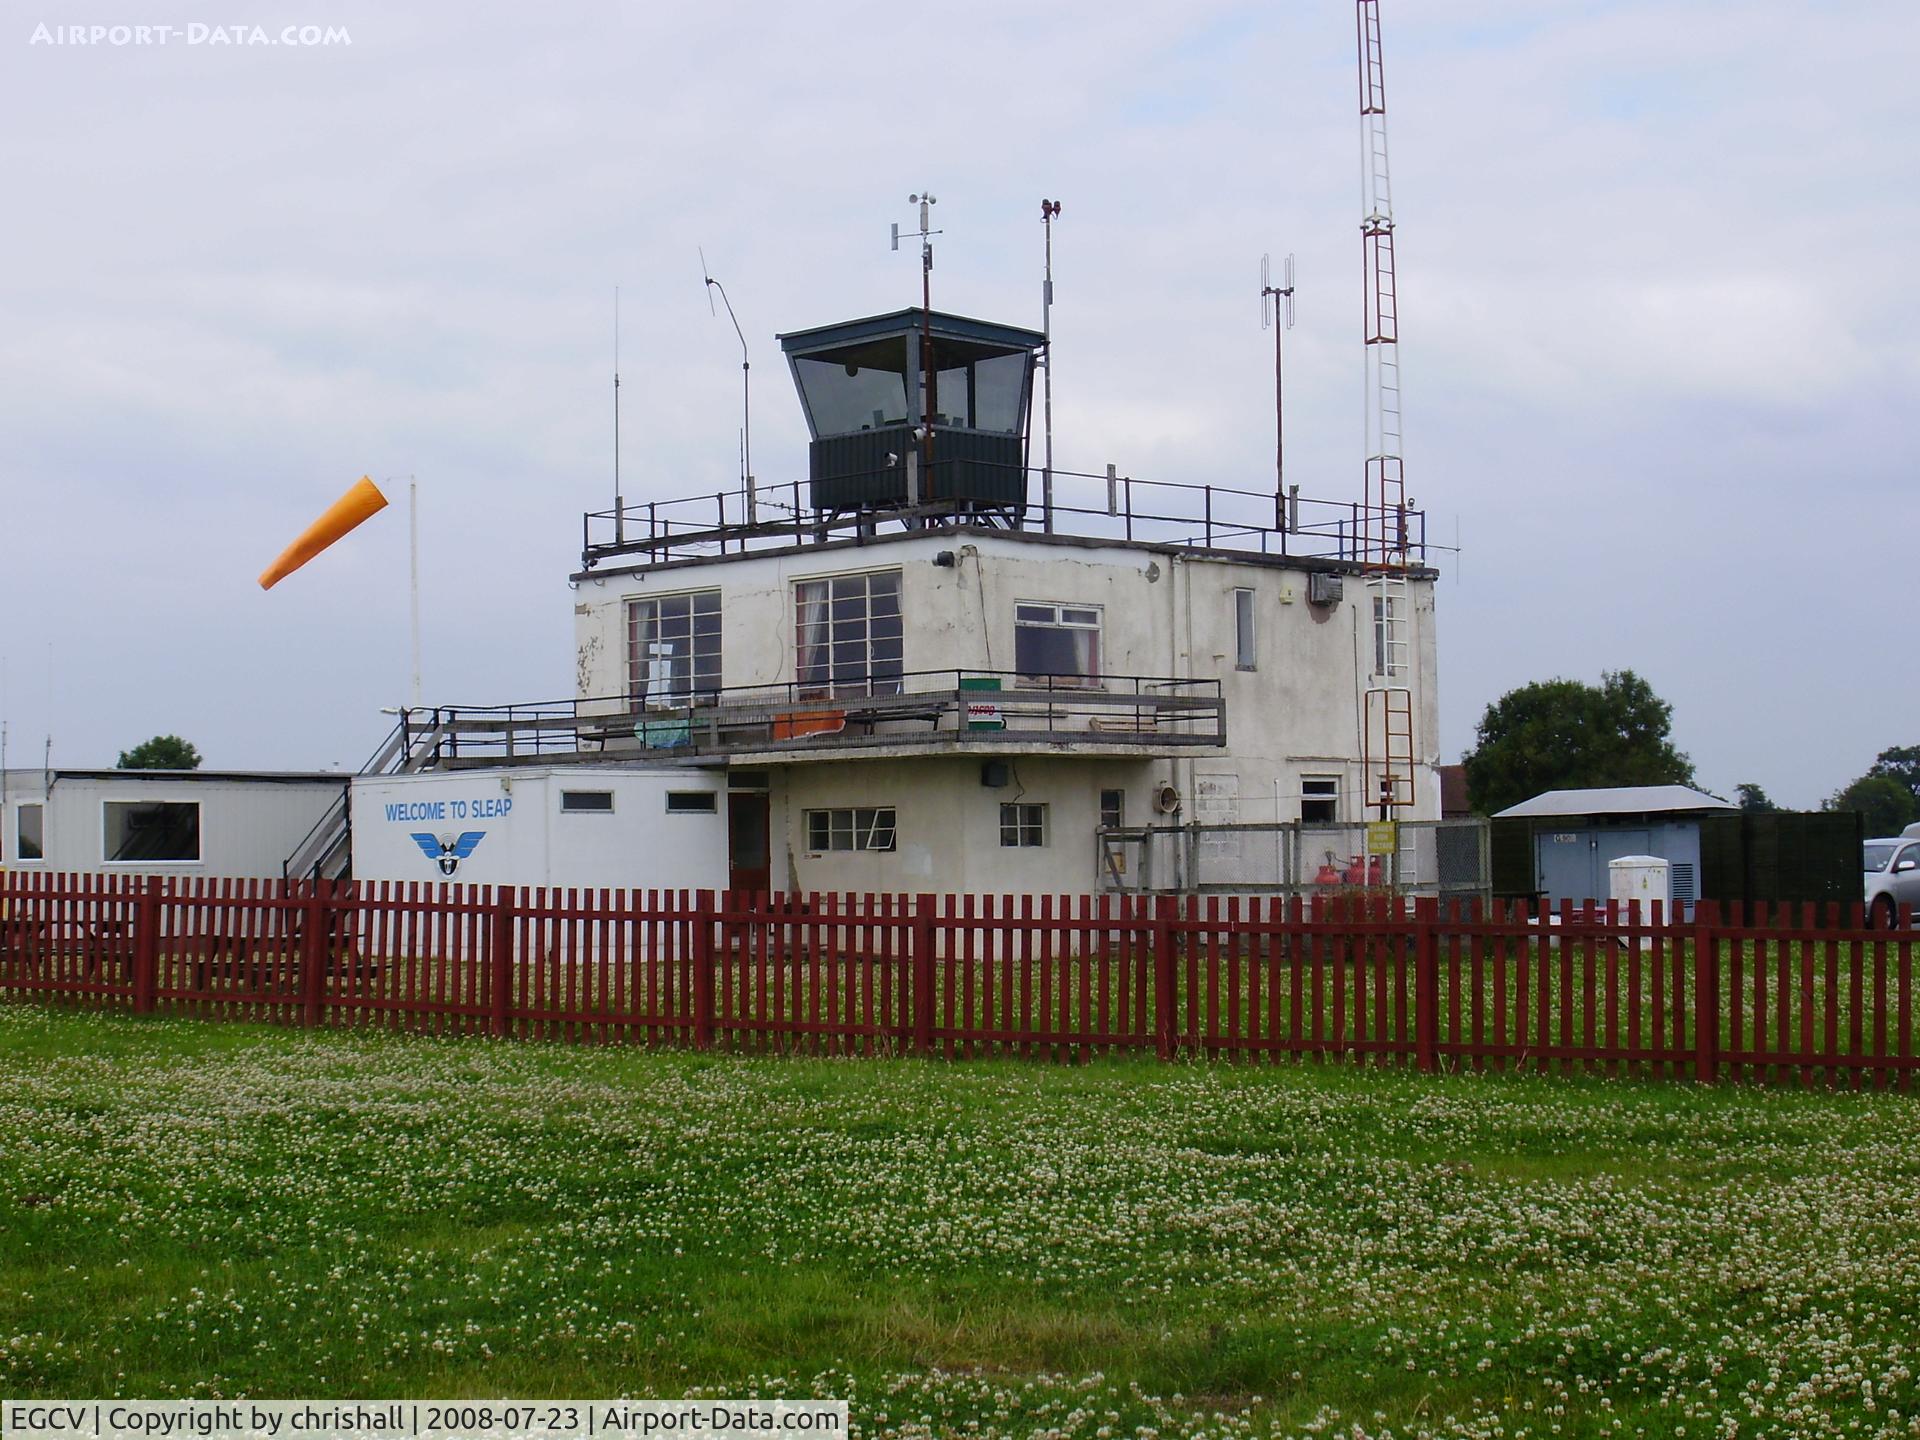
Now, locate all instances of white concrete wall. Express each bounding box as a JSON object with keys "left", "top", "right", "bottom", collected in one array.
[
  {"left": 350, "top": 767, "right": 727, "bottom": 891},
  {"left": 0, "top": 770, "right": 343, "bottom": 879},
  {"left": 572, "top": 530, "right": 1441, "bottom": 830}
]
